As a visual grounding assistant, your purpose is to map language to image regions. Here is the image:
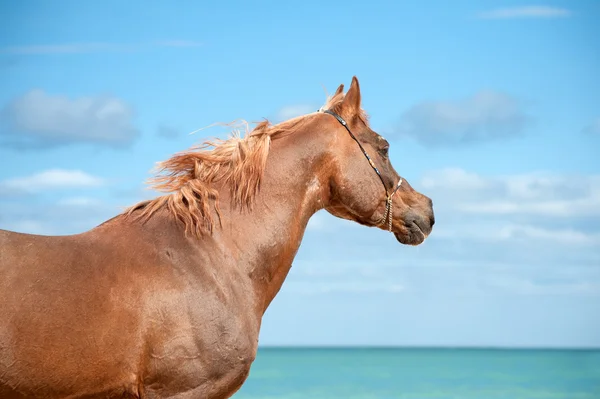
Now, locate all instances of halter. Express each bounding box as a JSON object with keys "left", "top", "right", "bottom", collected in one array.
[{"left": 321, "top": 109, "right": 402, "bottom": 232}]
